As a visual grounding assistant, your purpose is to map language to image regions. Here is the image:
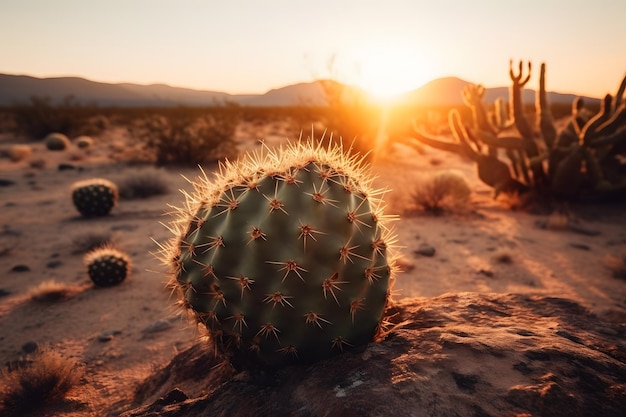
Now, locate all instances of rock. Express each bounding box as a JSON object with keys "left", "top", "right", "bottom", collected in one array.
[
  {"left": 10, "top": 264, "right": 30, "bottom": 272},
  {"left": 98, "top": 330, "right": 122, "bottom": 342},
  {"left": 46, "top": 260, "right": 63, "bottom": 268},
  {"left": 0, "top": 288, "right": 11, "bottom": 297},
  {"left": 58, "top": 163, "right": 77, "bottom": 171},
  {"left": 414, "top": 243, "right": 436, "bottom": 257},
  {"left": 141, "top": 319, "right": 173, "bottom": 334},
  {"left": 21, "top": 341, "right": 38, "bottom": 353},
  {"left": 569, "top": 243, "right": 591, "bottom": 251},
  {"left": 0, "top": 179, "right": 15, "bottom": 187},
  {"left": 121, "top": 293, "right": 626, "bottom": 417}
]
